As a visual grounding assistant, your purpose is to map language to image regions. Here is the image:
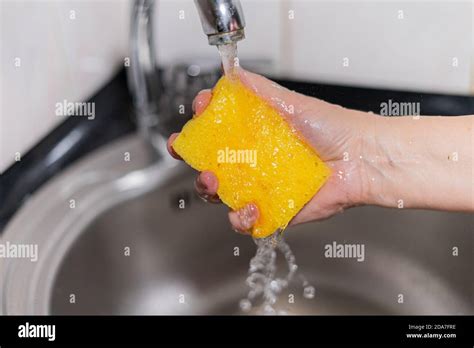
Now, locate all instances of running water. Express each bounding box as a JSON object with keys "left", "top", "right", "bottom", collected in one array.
[
  {"left": 217, "top": 43, "right": 238, "bottom": 78},
  {"left": 217, "top": 43, "right": 315, "bottom": 314},
  {"left": 239, "top": 231, "right": 316, "bottom": 315}
]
